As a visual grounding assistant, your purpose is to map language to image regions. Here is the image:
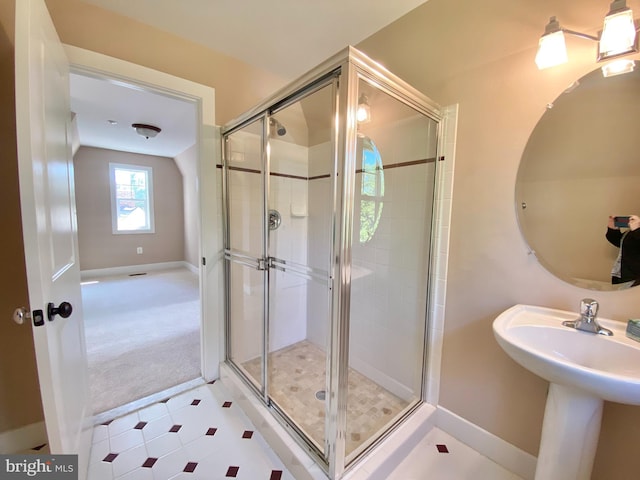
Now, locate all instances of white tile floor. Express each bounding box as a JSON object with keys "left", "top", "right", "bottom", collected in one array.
[
  {"left": 87, "top": 381, "right": 294, "bottom": 480},
  {"left": 83, "top": 380, "right": 522, "bottom": 480},
  {"left": 383, "top": 428, "right": 522, "bottom": 480}
]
